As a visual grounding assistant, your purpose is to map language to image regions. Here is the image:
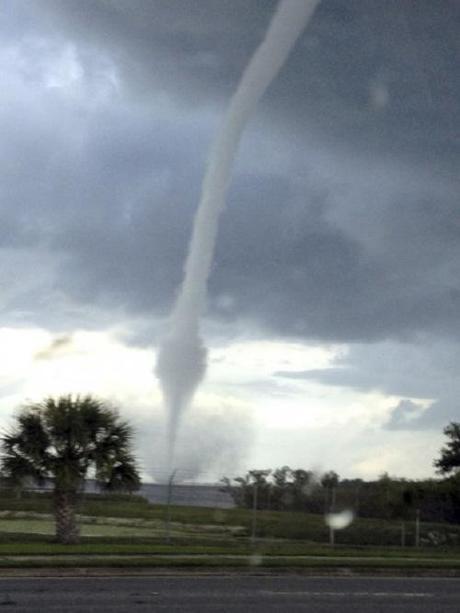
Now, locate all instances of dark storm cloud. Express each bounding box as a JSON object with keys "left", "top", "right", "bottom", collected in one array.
[
  {"left": 29, "top": 0, "right": 278, "bottom": 102},
  {"left": 32, "top": 0, "right": 459, "bottom": 164},
  {"left": 210, "top": 171, "right": 460, "bottom": 343},
  {"left": 212, "top": 175, "right": 385, "bottom": 340},
  {"left": 1, "top": 0, "right": 459, "bottom": 349},
  {"left": 49, "top": 111, "right": 211, "bottom": 314}
]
